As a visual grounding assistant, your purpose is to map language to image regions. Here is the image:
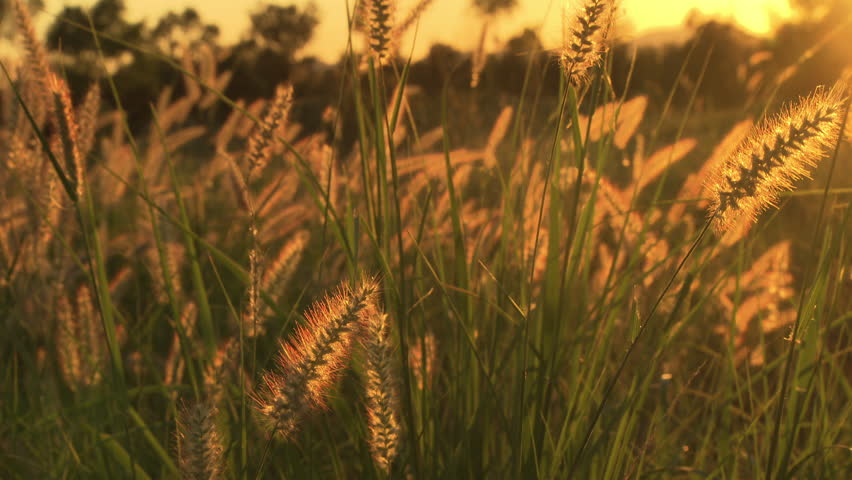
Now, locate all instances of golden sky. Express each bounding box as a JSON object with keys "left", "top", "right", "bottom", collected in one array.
[{"left": 40, "top": 0, "right": 795, "bottom": 61}]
